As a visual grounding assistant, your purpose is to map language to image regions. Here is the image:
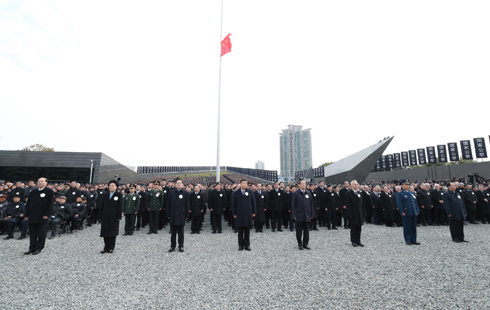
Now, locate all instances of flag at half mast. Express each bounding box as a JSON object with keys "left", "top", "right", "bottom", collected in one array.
[{"left": 221, "top": 34, "right": 232, "bottom": 57}]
